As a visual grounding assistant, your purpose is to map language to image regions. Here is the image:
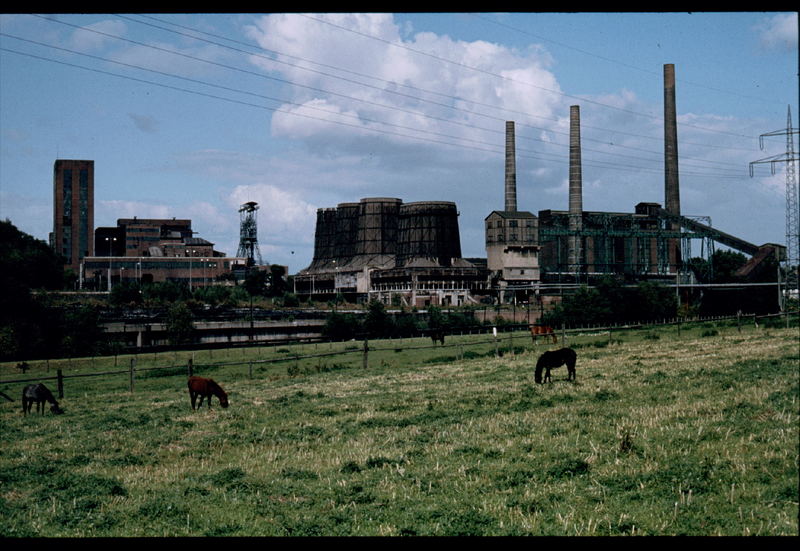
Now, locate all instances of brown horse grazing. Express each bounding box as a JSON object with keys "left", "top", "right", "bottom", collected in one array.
[
  {"left": 530, "top": 325, "right": 557, "bottom": 345},
  {"left": 22, "top": 383, "right": 64, "bottom": 415},
  {"left": 534, "top": 348, "right": 577, "bottom": 384},
  {"left": 188, "top": 376, "right": 229, "bottom": 410},
  {"left": 430, "top": 329, "right": 445, "bottom": 345}
]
